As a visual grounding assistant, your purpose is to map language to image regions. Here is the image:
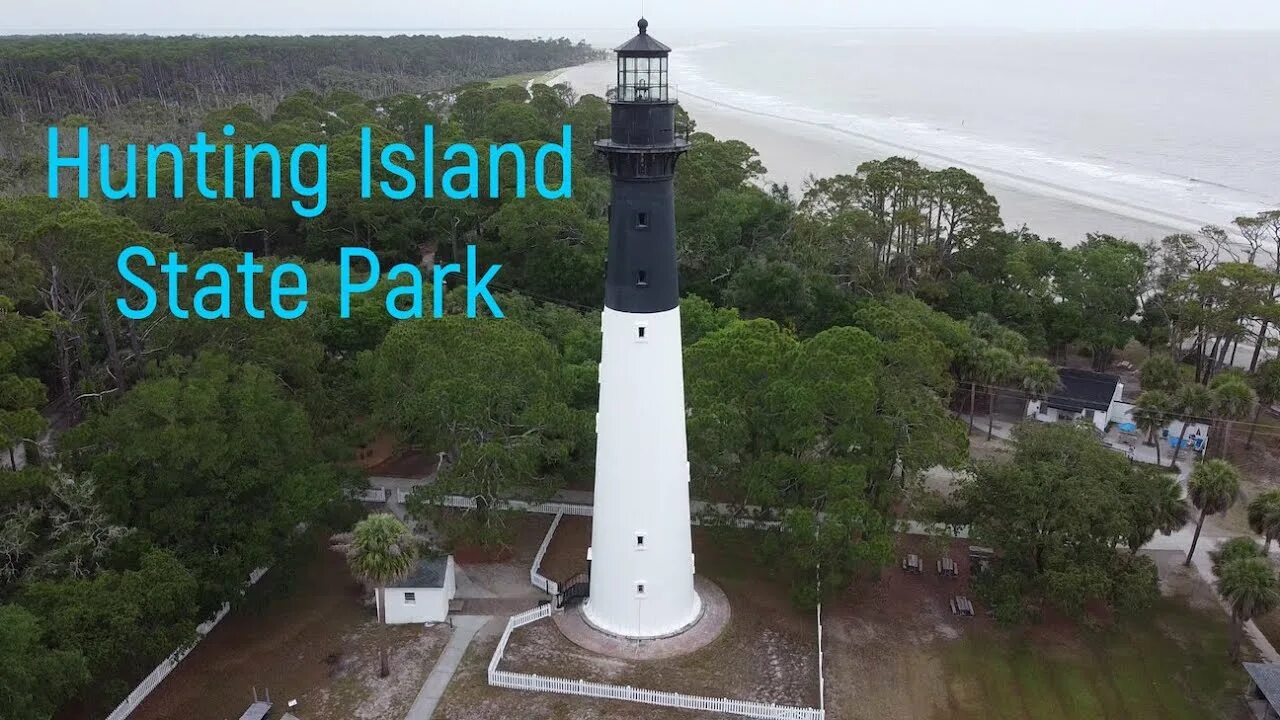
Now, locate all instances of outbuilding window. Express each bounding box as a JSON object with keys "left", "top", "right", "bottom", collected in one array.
[{"left": 404, "top": 592, "right": 417, "bottom": 605}]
